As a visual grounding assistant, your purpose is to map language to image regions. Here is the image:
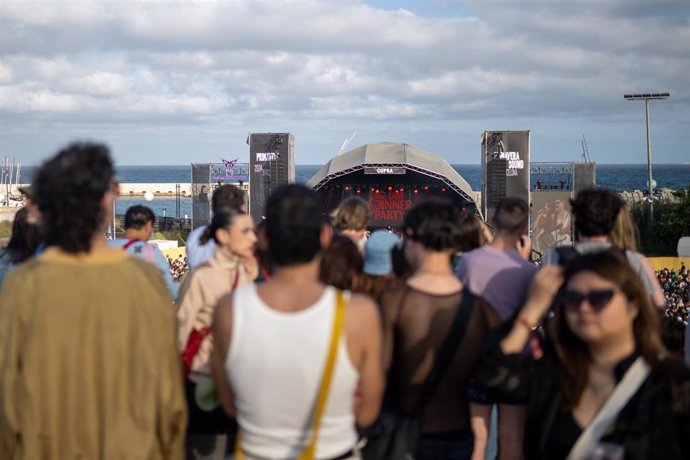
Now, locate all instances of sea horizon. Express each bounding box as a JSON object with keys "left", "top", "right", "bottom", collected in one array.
[{"left": 13, "top": 162, "right": 690, "bottom": 219}]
